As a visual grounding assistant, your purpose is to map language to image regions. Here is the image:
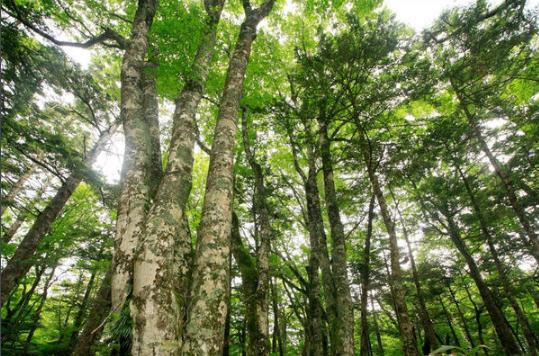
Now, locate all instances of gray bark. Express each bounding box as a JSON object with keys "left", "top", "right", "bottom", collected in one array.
[
  {"left": 130, "top": 1, "right": 225, "bottom": 354},
  {"left": 111, "top": 0, "right": 158, "bottom": 311},
  {"left": 241, "top": 108, "right": 272, "bottom": 355},
  {"left": 357, "top": 132, "right": 418, "bottom": 356},
  {"left": 182, "top": 2, "right": 275, "bottom": 354},
  {"left": 317, "top": 117, "right": 354, "bottom": 355}
]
